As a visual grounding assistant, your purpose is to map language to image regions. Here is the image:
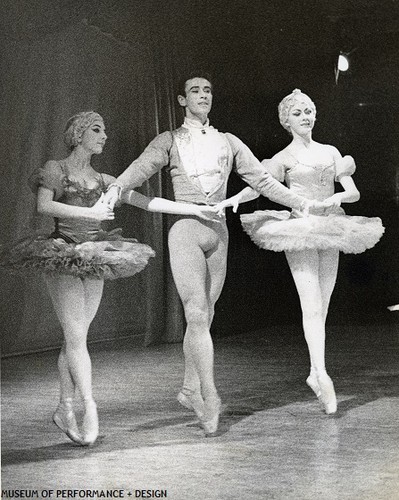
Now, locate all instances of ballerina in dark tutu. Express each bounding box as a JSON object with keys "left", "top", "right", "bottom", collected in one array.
[
  {"left": 1, "top": 111, "right": 216, "bottom": 445},
  {"left": 216, "top": 89, "right": 384, "bottom": 414},
  {"left": 0, "top": 111, "right": 155, "bottom": 445}
]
